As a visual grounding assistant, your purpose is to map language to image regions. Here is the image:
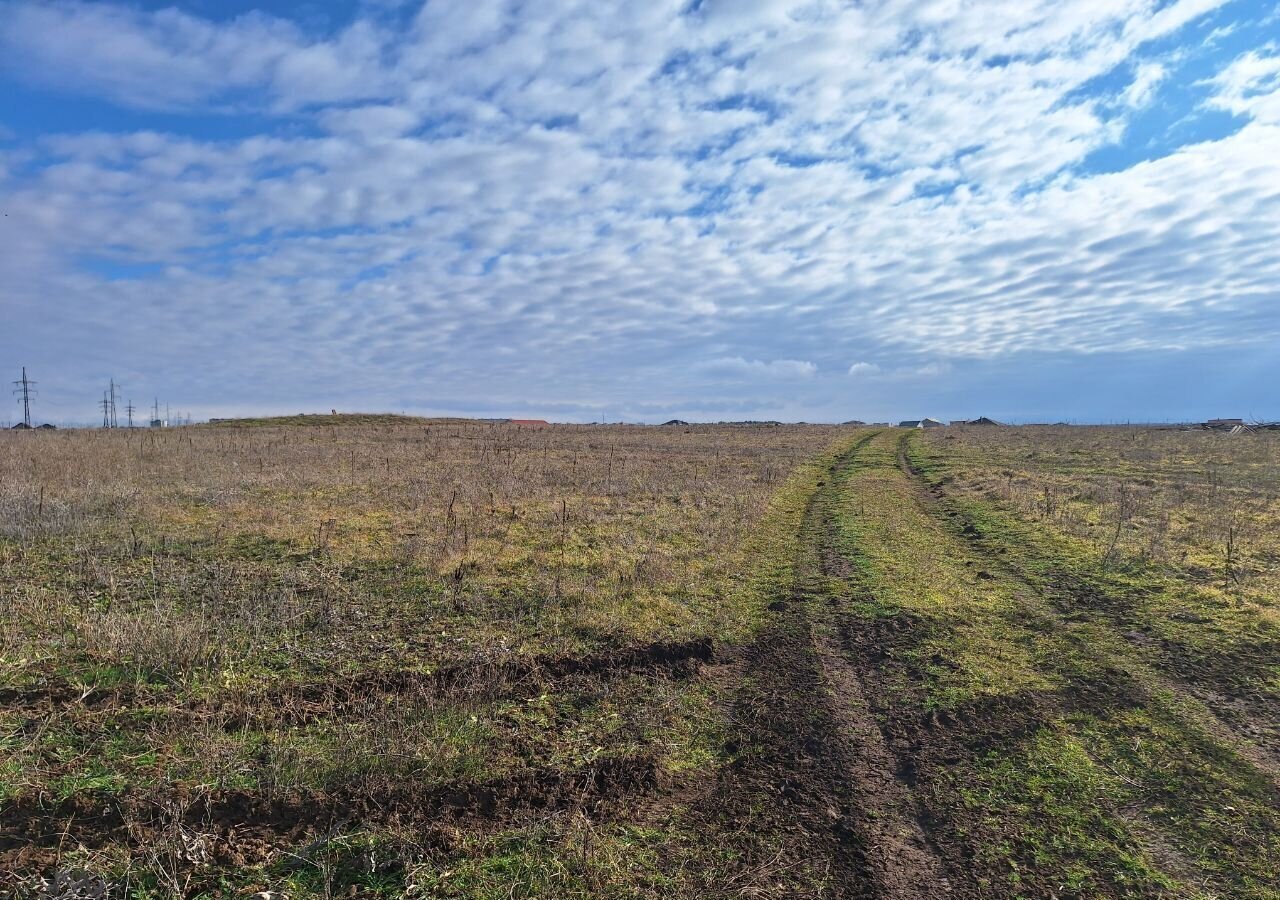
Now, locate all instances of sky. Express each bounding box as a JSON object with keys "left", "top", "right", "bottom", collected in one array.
[{"left": 2, "top": 0, "right": 1279, "bottom": 425}]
